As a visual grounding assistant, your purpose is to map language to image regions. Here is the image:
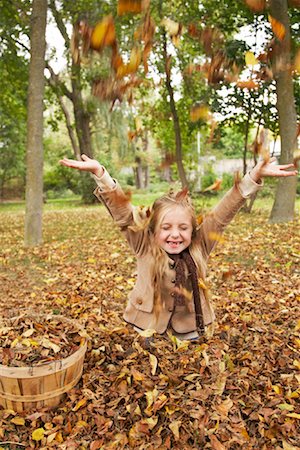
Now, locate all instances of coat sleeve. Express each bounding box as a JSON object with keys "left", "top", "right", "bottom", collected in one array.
[
  {"left": 196, "top": 172, "right": 263, "bottom": 257},
  {"left": 93, "top": 170, "right": 147, "bottom": 255}
]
